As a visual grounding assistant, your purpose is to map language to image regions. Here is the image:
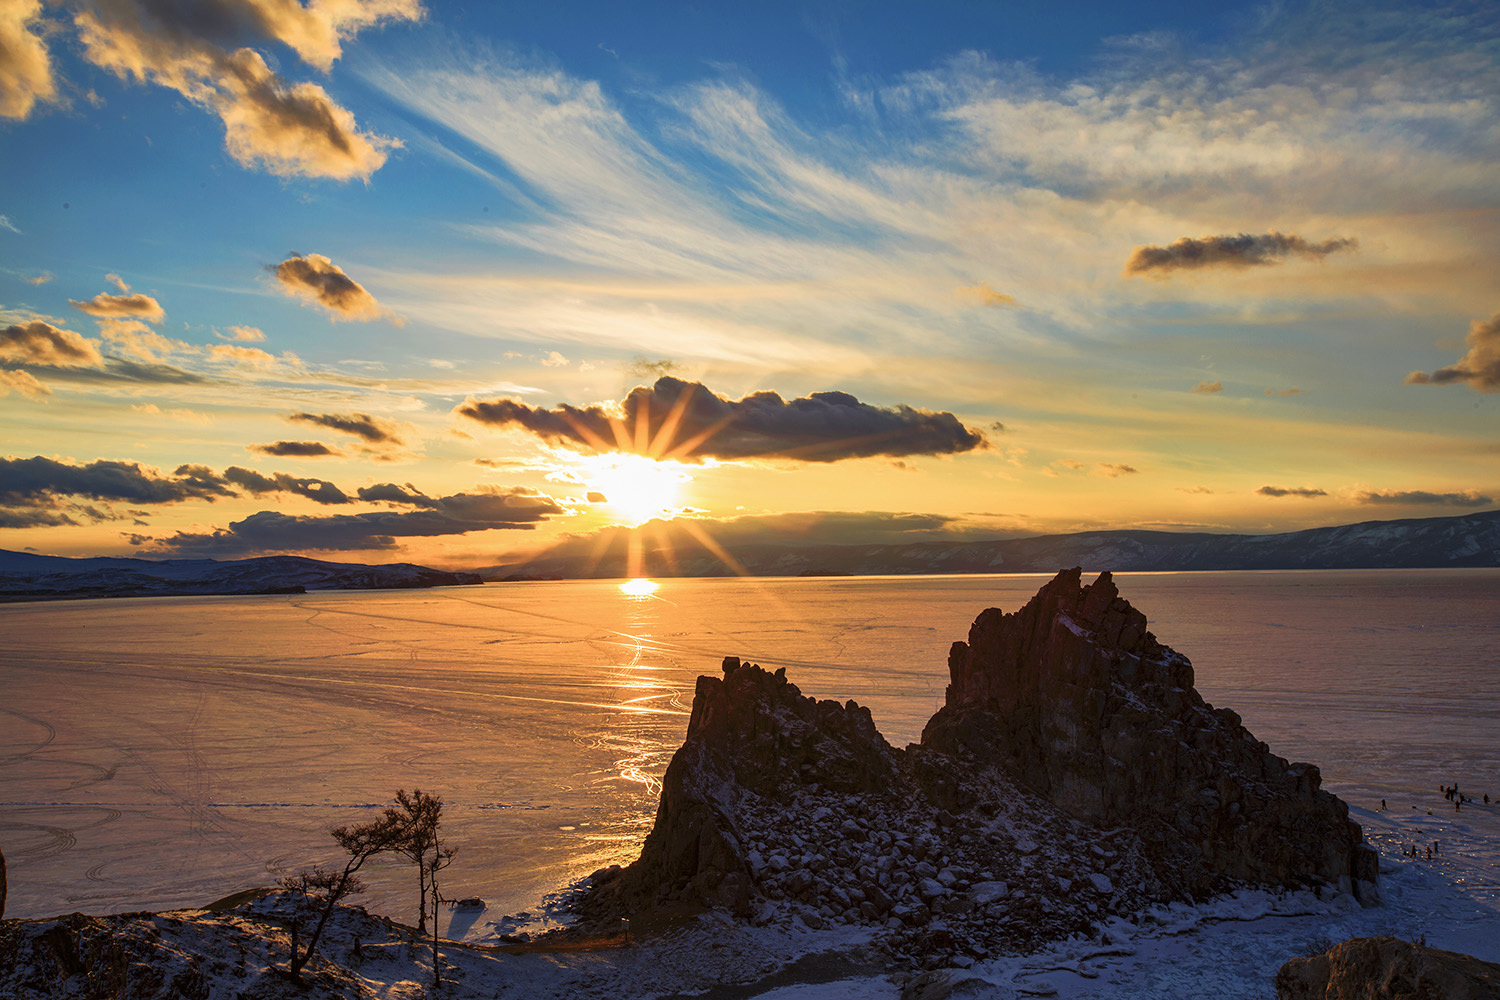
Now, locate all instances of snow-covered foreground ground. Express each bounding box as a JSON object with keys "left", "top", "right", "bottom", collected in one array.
[
  {"left": 10, "top": 802, "right": 1491, "bottom": 1000},
  {"left": 454, "top": 802, "right": 1500, "bottom": 1000}
]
